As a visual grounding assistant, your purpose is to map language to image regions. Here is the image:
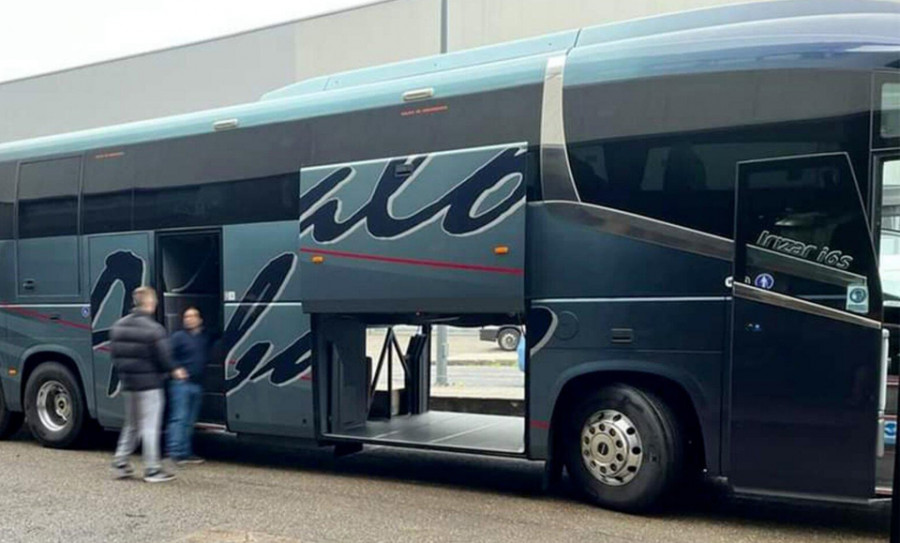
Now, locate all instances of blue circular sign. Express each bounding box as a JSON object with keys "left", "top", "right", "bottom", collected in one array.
[{"left": 754, "top": 273, "right": 775, "bottom": 290}]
